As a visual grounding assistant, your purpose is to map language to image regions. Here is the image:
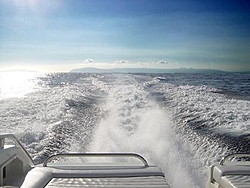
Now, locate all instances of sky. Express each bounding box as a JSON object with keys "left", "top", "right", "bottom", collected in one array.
[{"left": 0, "top": 0, "right": 249, "bottom": 72}]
